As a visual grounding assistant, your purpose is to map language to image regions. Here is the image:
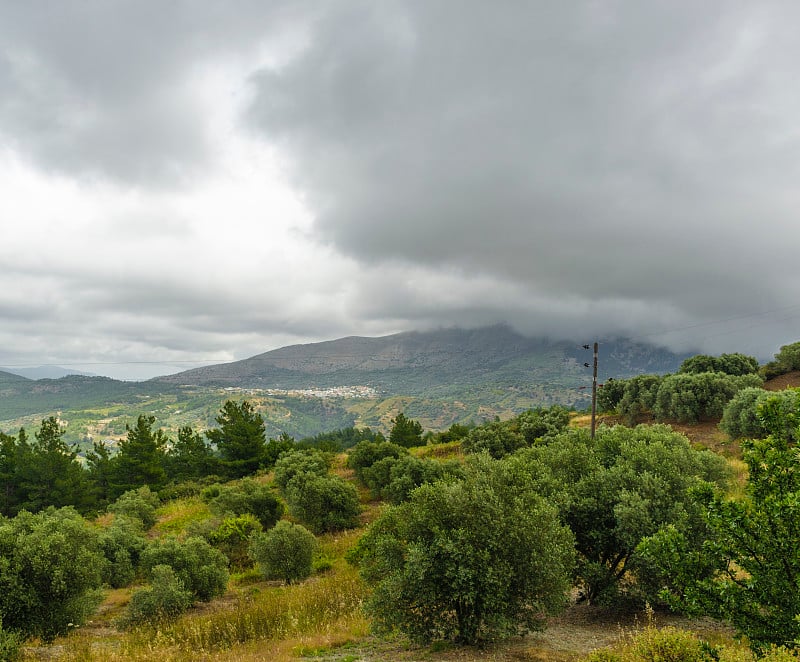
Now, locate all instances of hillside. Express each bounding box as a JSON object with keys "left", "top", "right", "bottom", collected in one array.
[
  {"left": 153, "top": 325, "right": 688, "bottom": 398},
  {"left": 0, "top": 327, "right": 690, "bottom": 446}
]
